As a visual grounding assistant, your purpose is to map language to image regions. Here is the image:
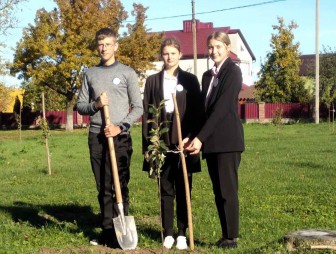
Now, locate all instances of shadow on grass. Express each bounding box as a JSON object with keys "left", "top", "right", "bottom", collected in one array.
[
  {"left": 0, "top": 201, "right": 100, "bottom": 239},
  {"left": 0, "top": 202, "right": 181, "bottom": 246},
  {"left": 137, "top": 224, "right": 162, "bottom": 243},
  {"left": 0, "top": 201, "right": 215, "bottom": 250}
]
